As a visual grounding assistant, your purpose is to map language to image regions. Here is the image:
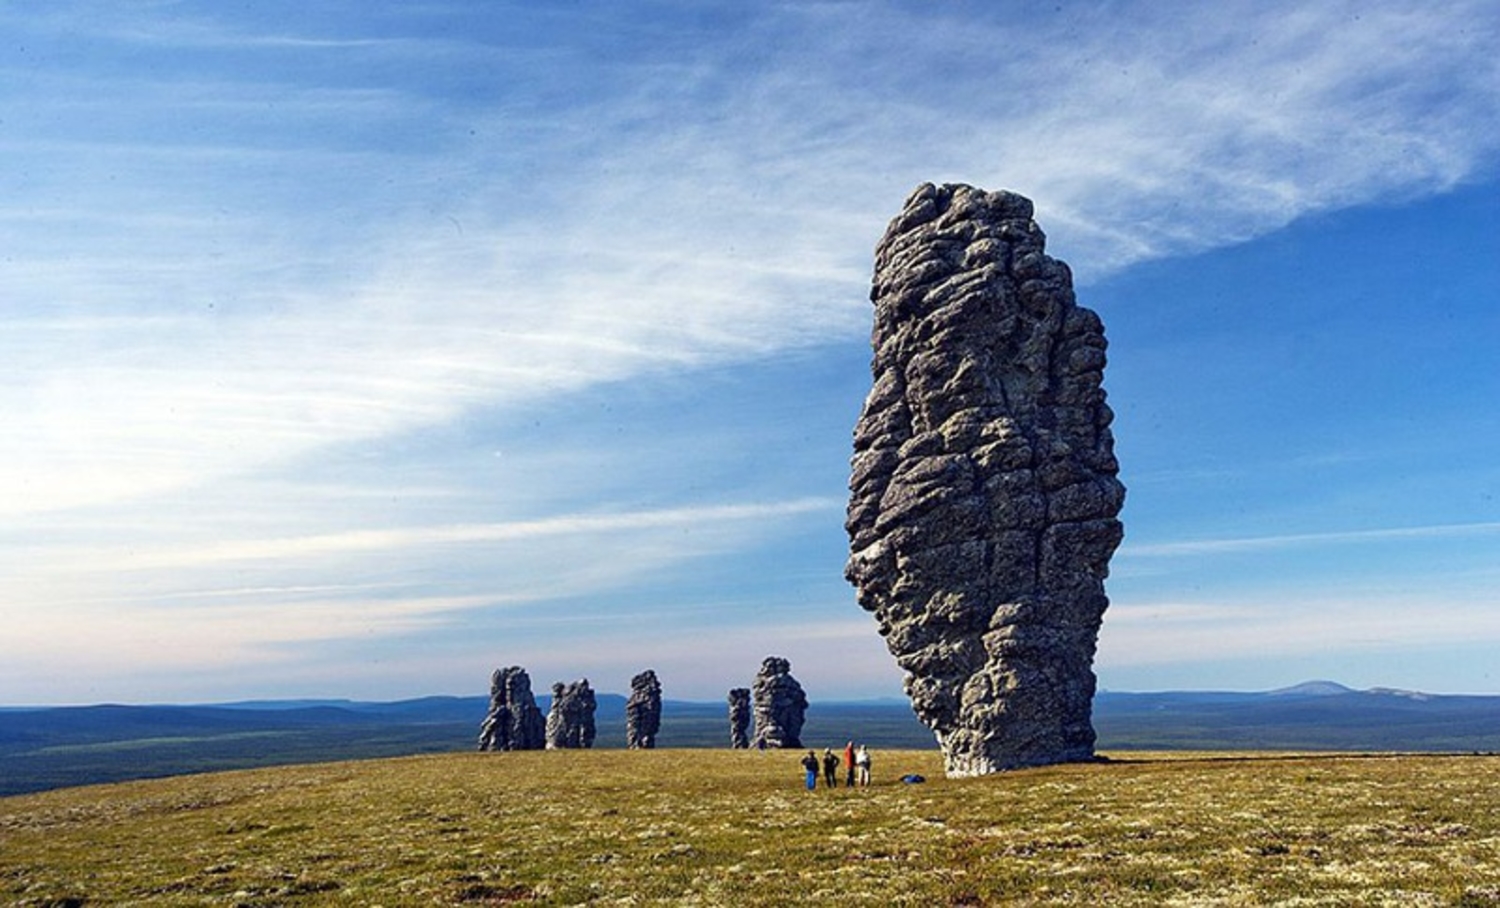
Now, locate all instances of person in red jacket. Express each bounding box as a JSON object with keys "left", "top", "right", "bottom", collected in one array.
[{"left": 843, "top": 740, "right": 856, "bottom": 787}]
